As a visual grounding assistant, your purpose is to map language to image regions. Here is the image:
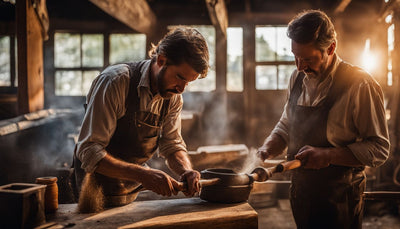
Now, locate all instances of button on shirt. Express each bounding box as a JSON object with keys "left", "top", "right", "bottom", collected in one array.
[
  {"left": 75, "top": 60, "right": 187, "bottom": 173},
  {"left": 271, "top": 54, "right": 390, "bottom": 167}
]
